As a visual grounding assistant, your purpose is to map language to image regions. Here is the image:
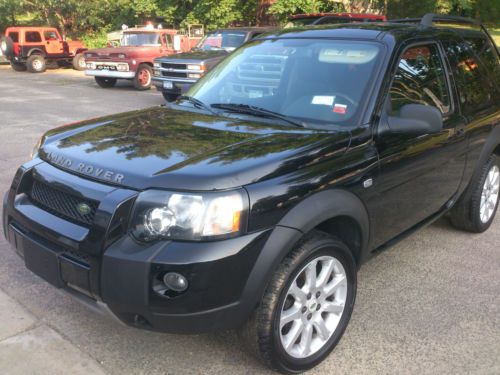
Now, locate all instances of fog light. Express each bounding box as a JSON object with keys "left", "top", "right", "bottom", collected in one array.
[
  {"left": 163, "top": 272, "right": 188, "bottom": 292},
  {"left": 187, "top": 73, "right": 201, "bottom": 79}
]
